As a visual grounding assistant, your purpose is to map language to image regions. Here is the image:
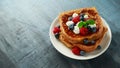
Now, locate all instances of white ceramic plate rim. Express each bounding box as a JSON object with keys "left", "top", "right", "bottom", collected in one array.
[{"left": 49, "top": 16, "right": 112, "bottom": 60}]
